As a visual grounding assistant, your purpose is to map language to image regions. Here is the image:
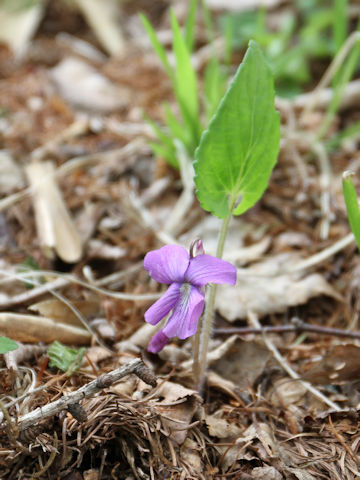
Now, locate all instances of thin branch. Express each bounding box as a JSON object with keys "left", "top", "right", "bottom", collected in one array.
[
  {"left": 214, "top": 318, "right": 360, "bottom": 340},
  {"left": 15, "top": 359, "right": 157, "bottom": 431}
]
